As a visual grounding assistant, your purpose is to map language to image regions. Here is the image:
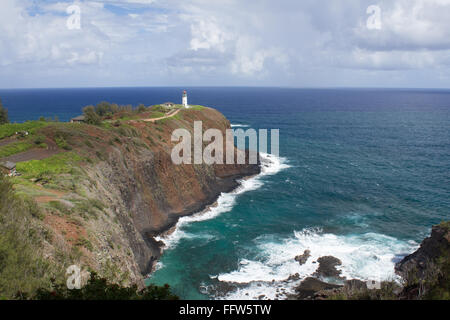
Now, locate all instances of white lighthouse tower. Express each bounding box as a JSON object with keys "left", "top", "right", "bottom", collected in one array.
[{"left": 182, "top": 90, "right": 189, "bottom": 108}]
